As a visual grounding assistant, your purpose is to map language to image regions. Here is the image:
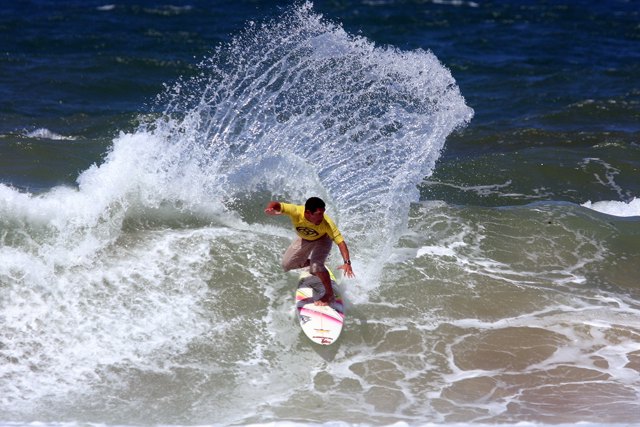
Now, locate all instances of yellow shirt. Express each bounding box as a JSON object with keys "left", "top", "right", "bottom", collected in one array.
[{"left": 280, "top": 203, "right": 344, "bottom": 244}]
